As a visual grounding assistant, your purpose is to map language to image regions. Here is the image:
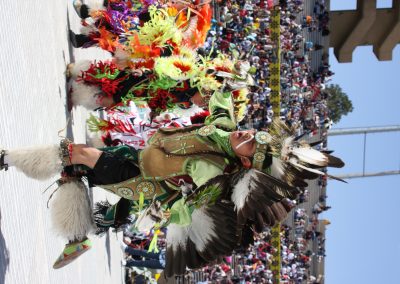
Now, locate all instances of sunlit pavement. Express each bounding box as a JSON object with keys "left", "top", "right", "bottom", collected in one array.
[{"left": 0, "top": 1, "right": 124, "bottom": 283}]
